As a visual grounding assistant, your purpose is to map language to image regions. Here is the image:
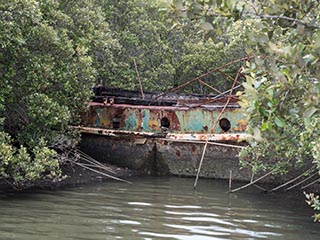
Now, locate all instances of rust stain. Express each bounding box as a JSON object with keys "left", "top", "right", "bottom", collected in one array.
[
  {"left": 234, "top": 119, "right": 247, "bottom": 132},
  {"left": 80, "top": 96, "right": 247, "bottom": 135},
  {"left": 191, "top": 145, "right": 196, "bottom": 152},
  {"left": 176, "top": 150, "right": 181, "bottom": 157}
]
